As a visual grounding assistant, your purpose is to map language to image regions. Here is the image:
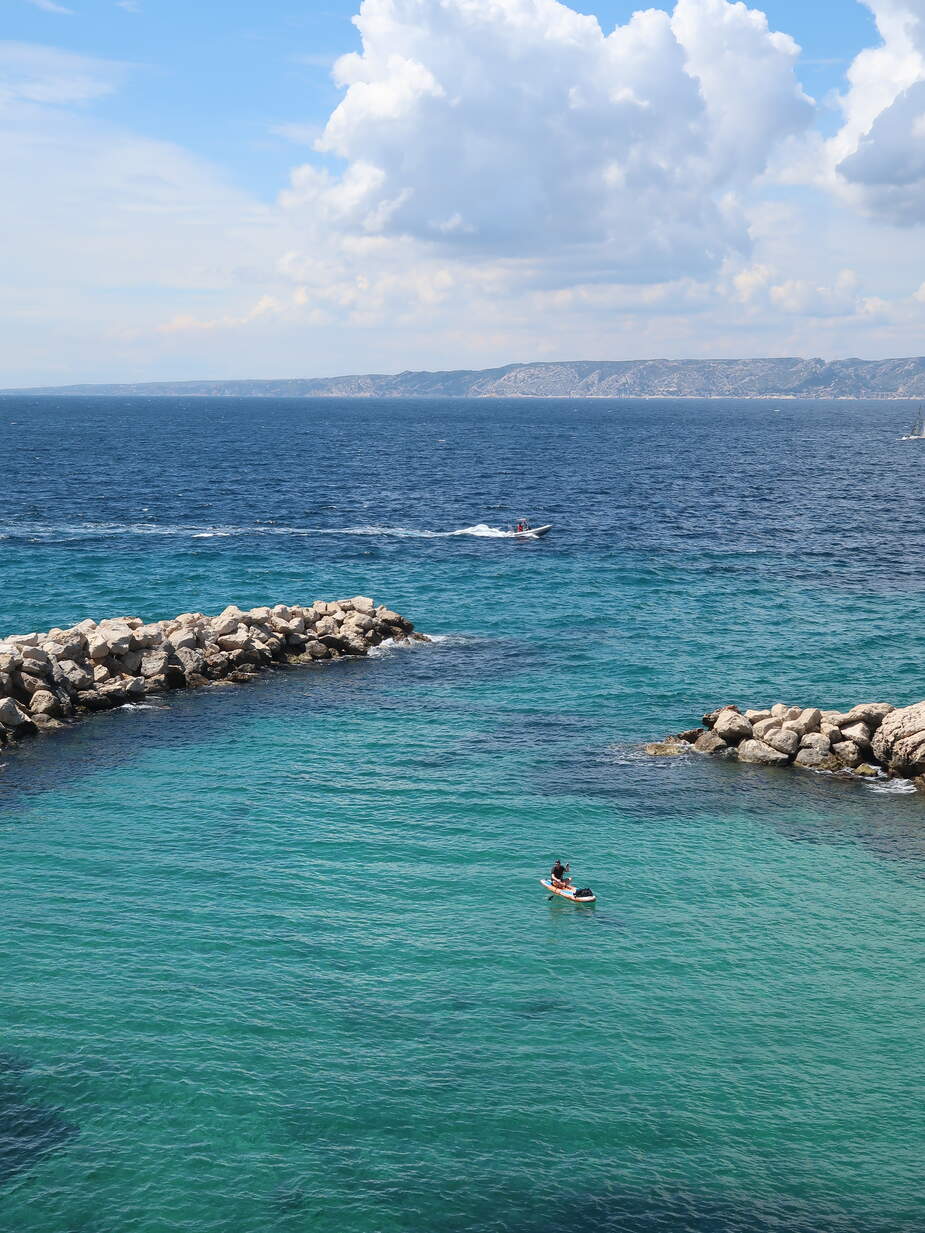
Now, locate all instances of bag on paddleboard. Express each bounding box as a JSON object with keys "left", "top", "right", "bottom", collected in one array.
[{"left": 574, "top": 888, "right": 593, "bottom": 899}]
